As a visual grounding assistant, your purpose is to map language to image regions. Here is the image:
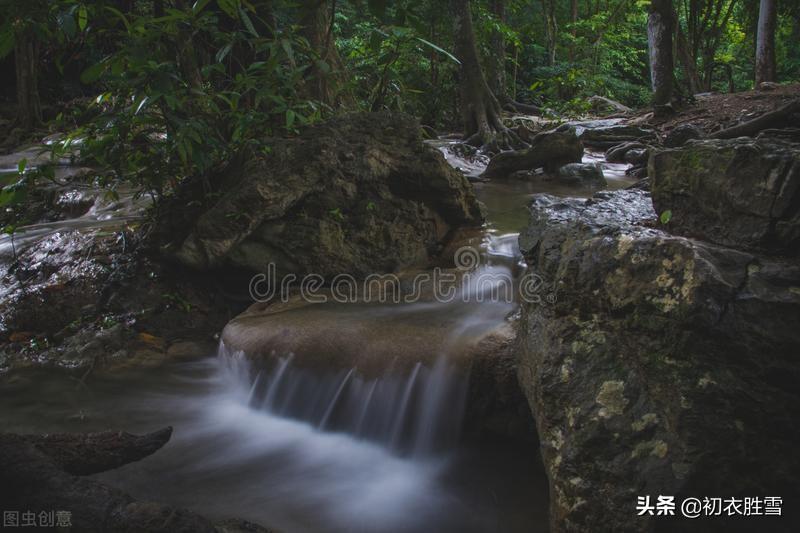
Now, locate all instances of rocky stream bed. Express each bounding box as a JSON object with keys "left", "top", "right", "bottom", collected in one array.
[{"left": 1, "top": 104, "right": 799, "bottom": 532}]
